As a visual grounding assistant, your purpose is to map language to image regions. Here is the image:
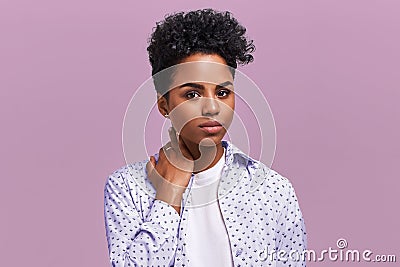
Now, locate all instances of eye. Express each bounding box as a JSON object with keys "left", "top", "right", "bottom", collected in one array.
[
  {"left": 185, "top": 91, "right": 201, "bottom": 99},
  {"left": 217, "top": 89, "right": 232, "bottom": 98}
]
